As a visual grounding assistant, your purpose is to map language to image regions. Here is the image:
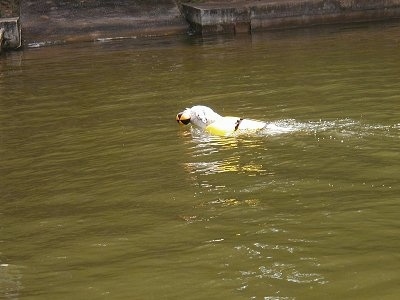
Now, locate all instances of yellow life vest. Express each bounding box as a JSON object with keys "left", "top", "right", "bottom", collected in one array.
[{"left": 205, "top": 117, "right": 266, "bottom": 136}]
